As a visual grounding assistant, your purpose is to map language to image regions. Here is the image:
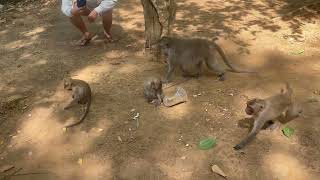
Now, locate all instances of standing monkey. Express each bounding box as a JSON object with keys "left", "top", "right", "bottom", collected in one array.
[
  {"left": 234, "top": 83, "right": 302, "bottom": 150},
  {"left": 63, "top": 78, "right": 92, "bottom": 128},
  {"left": 158, "top": 36, "right": 255, "bottom": 82}
]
